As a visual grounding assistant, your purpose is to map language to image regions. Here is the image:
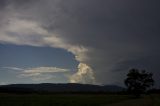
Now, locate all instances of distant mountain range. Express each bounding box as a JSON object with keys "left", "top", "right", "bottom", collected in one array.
[{"left": 0, "top": 83, "right": 125, "bottom": 93}]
